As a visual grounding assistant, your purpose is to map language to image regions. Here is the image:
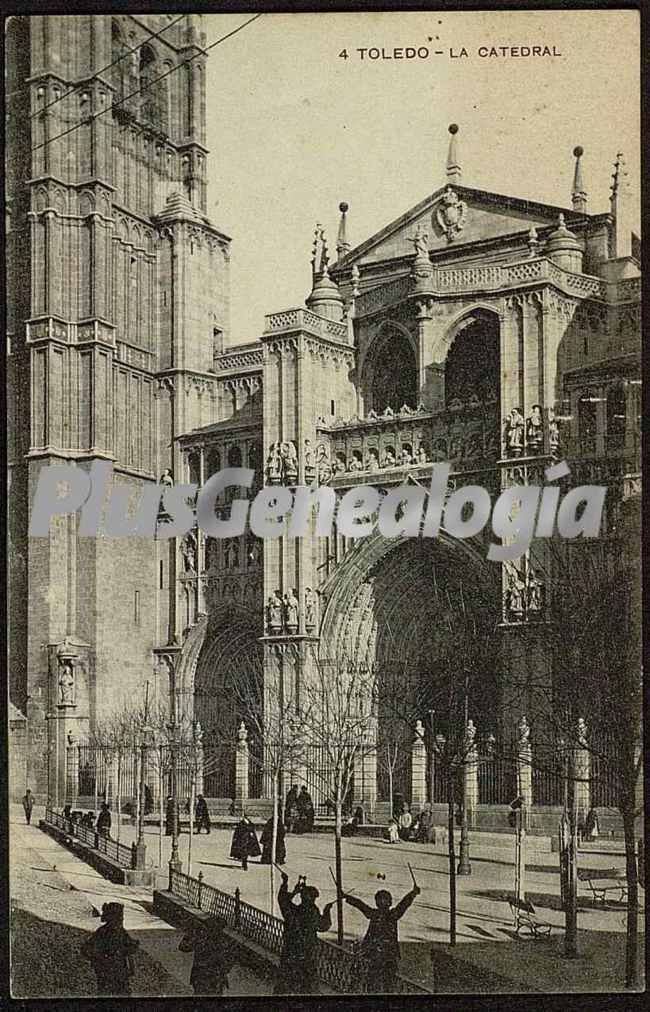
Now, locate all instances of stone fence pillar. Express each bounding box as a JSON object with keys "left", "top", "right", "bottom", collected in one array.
[
  {"left": 234, "top": 722, "right": 249, "bottom": 814},
  {"left": 464, "top": 743, "right": 479, "bottom": 827},
  {"left": 575, "top": 718, "right": 591, "bottom": 822},
  {"left": 411, "top": 720, "right": 427, "bottom": 808}
]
